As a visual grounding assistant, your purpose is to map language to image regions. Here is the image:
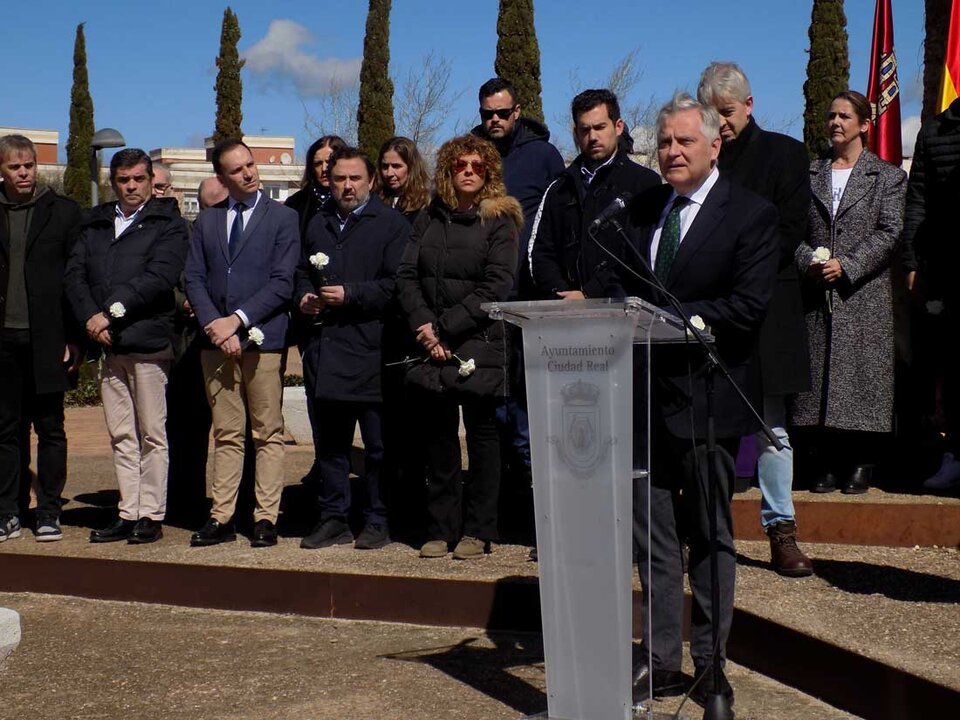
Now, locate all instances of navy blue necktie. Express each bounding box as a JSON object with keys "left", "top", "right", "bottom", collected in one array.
[{"left": 229, "top": 202, "right": 246, "bottom": 259}]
